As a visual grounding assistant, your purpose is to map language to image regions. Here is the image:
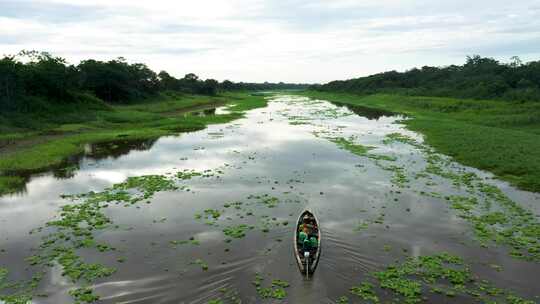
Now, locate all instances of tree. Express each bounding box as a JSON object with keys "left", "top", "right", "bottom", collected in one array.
[
  {"left": 201, "top": 79, "right": 219, "bottom": 96},
  {"left": 0, "top": 56, "right": 23, "bottom": 111},
  {"left": 509, "top": 56, "right": 523, "bottom": 68}
]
